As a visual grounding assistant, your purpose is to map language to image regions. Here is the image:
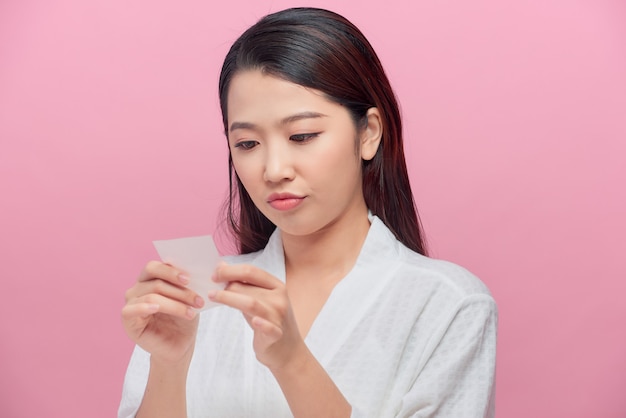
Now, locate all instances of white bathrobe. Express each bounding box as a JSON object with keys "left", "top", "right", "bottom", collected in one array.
[{"left": 119, "top": 215, "right": 497, "bottom": 418}]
